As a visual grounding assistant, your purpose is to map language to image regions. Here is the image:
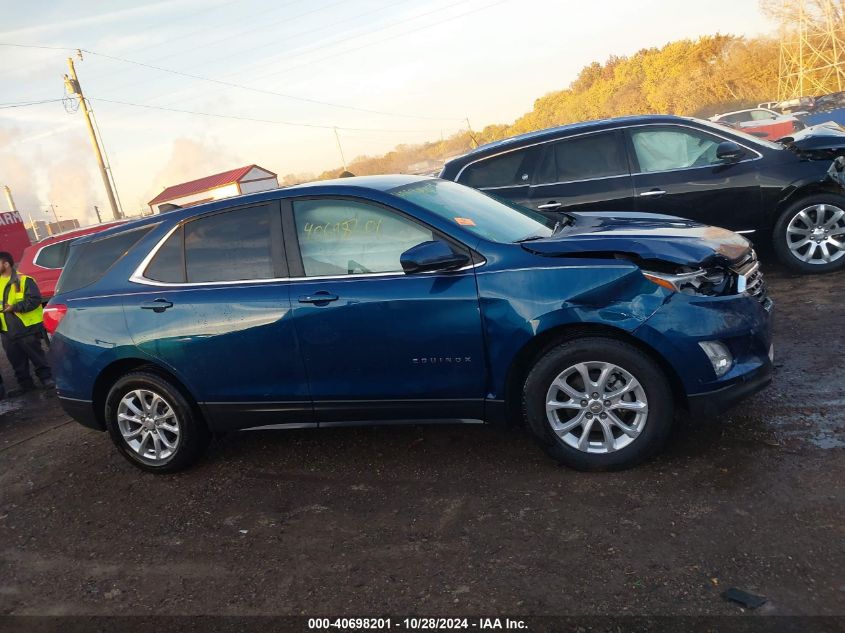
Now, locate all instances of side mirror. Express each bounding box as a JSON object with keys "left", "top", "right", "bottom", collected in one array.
[
  {"left": 716, "top": 141, "right": 747, "bottom": 162},
  {"left": 400, "top": 240, "right": 469, "bottom": 274}
]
